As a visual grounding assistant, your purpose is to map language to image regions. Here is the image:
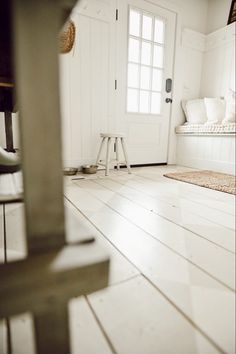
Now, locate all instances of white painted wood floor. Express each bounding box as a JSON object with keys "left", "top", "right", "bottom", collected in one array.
[{"left": 0, "top": 165, "right": 235, "bottom": 354}]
